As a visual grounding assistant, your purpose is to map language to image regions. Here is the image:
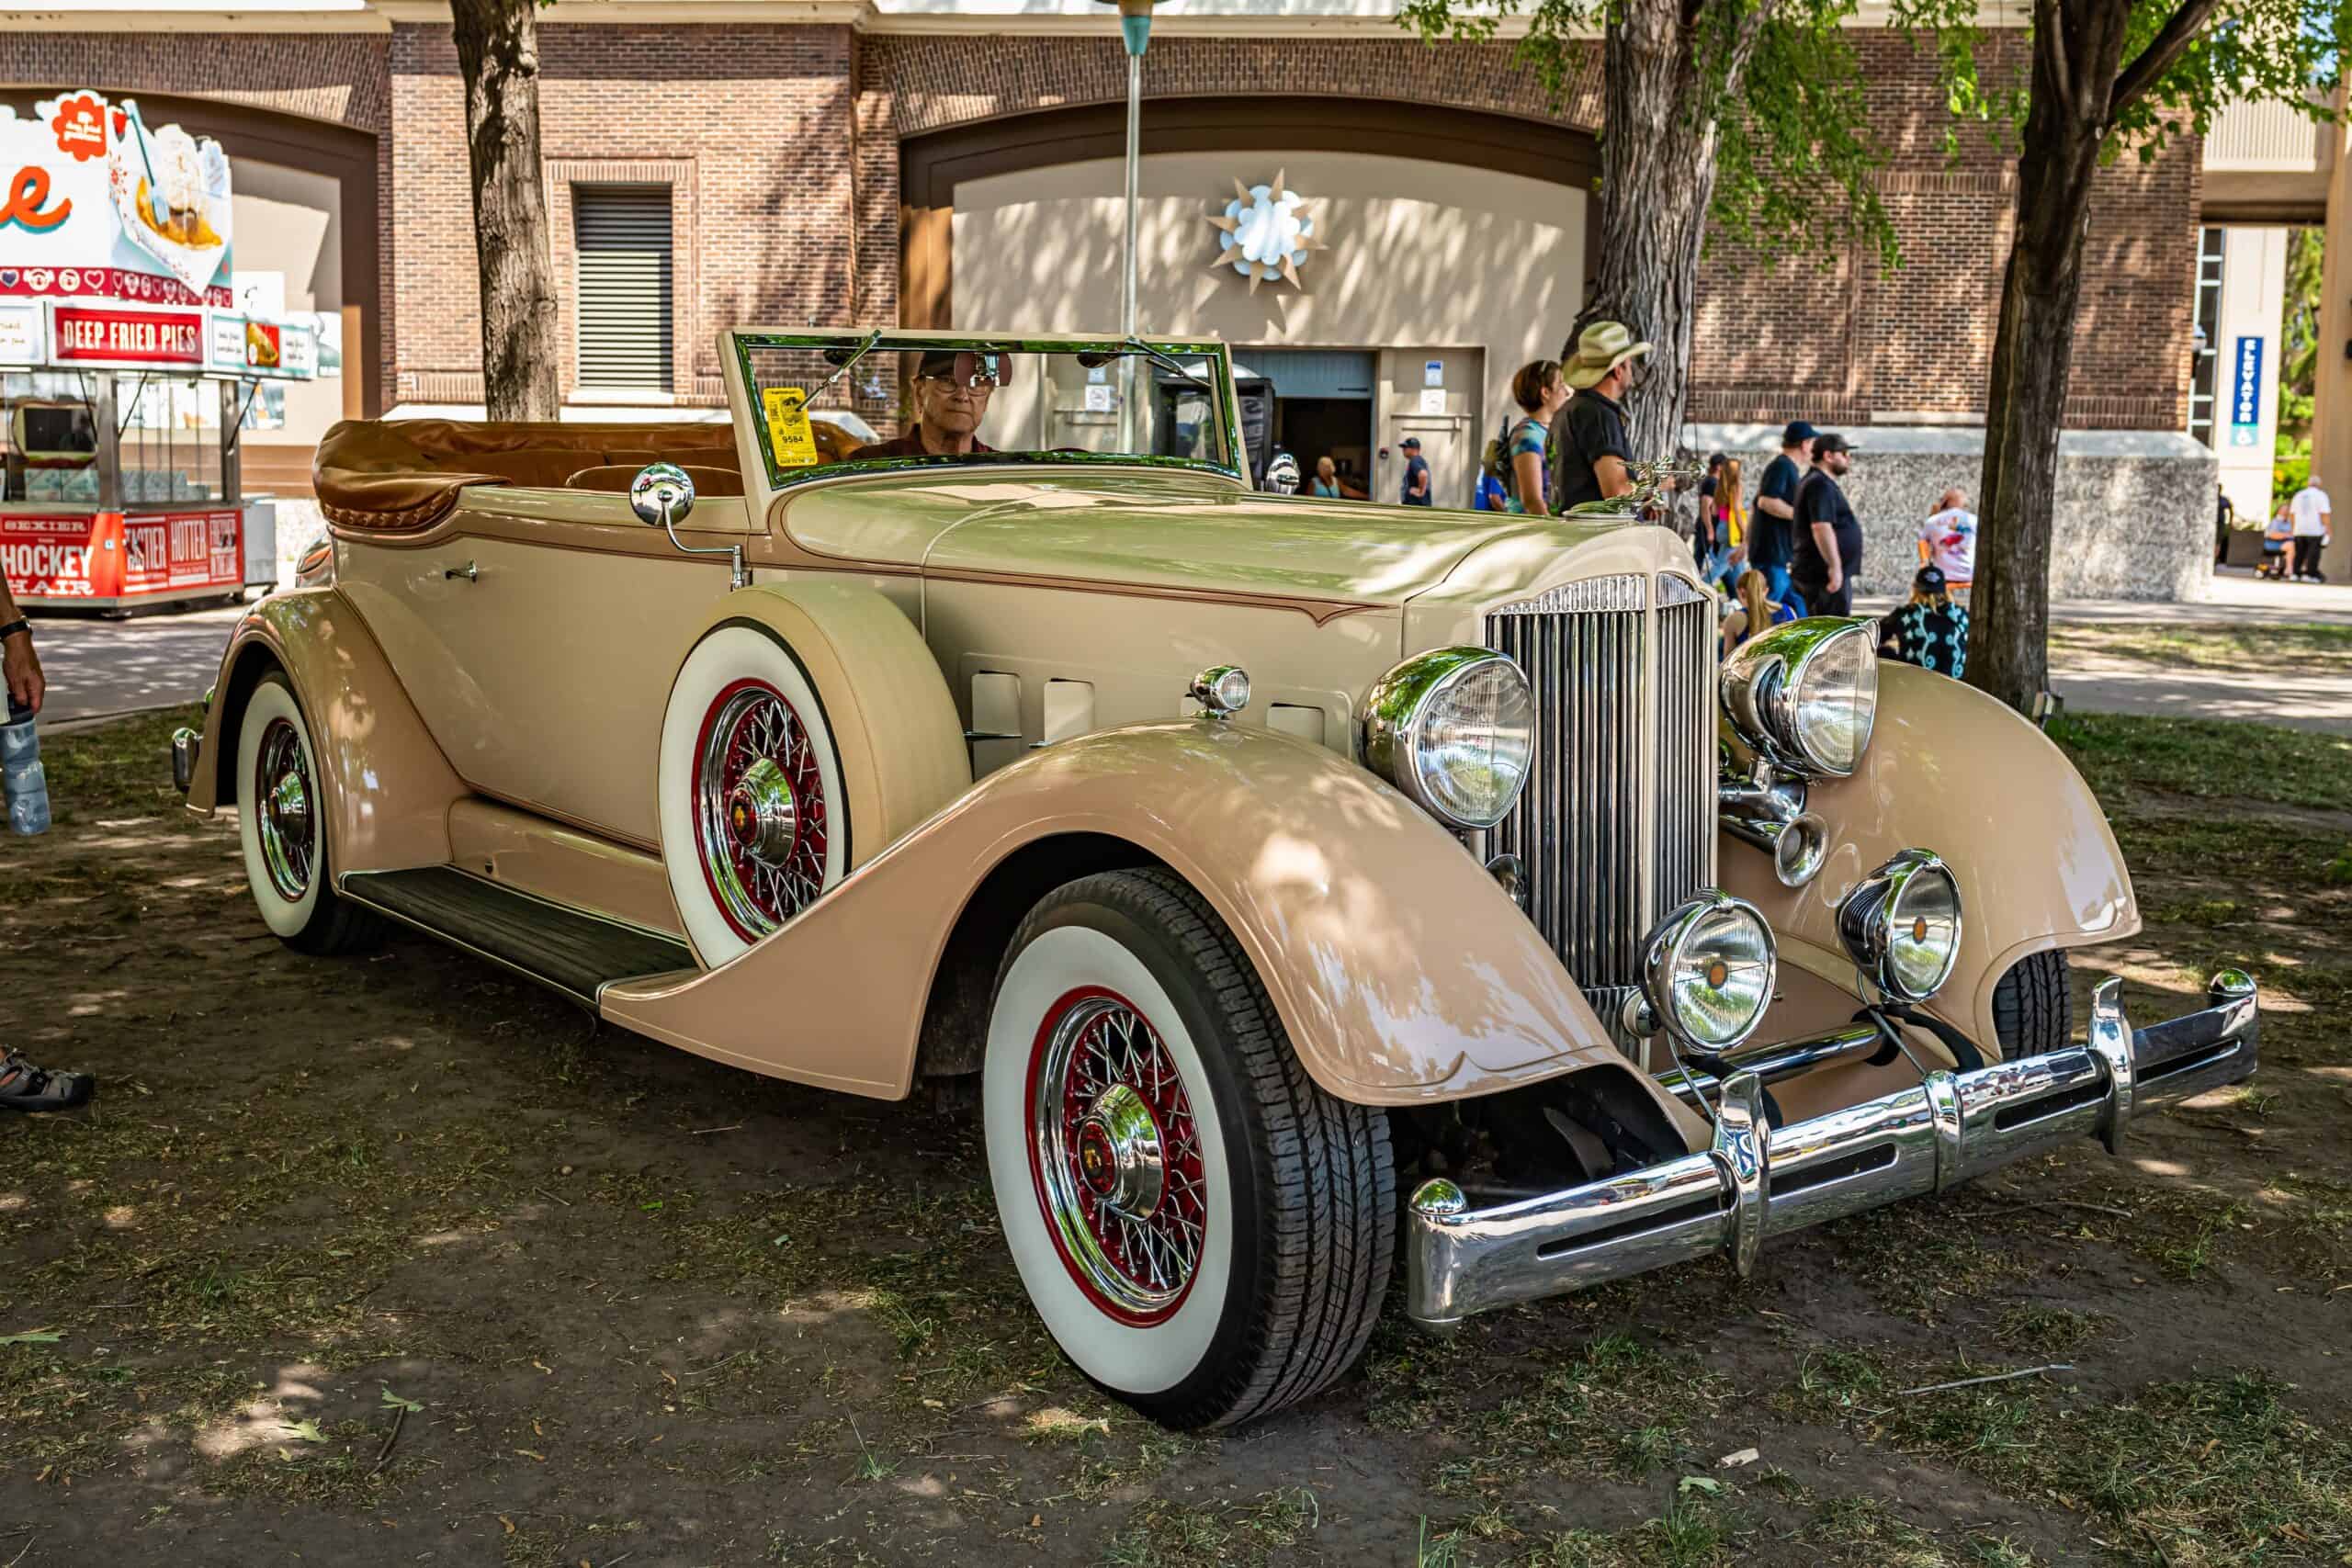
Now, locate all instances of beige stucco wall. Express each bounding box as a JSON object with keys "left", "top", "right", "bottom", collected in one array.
[{"left": 954, "top": 150, "right": 1587, "bottom": 505}]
